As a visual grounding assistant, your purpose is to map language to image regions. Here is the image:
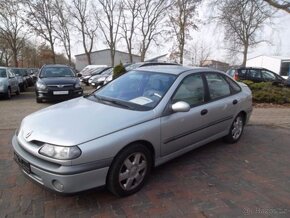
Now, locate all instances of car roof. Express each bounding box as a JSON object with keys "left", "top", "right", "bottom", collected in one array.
[
  {"left": 42, "top": 64, "right": 72, "bottom": 68},
  {"left": 135, "top": 65, "right": 222, "bottom": 75}
]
